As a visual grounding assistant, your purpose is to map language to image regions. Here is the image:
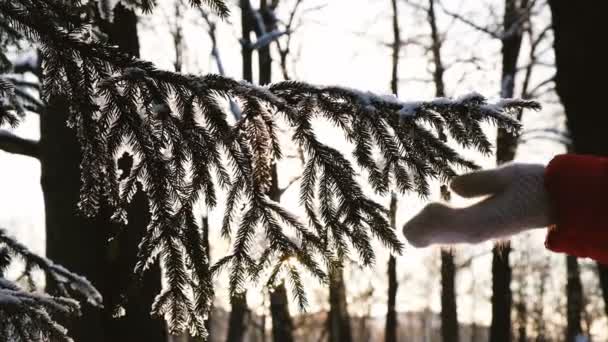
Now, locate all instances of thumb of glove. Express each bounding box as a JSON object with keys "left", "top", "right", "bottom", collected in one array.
[{"left": 402, "top": 203, "right": 459, "bottom": 247}]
